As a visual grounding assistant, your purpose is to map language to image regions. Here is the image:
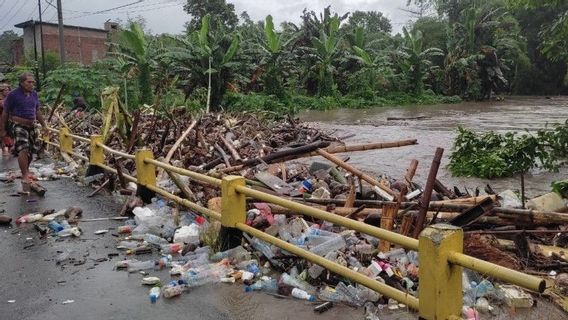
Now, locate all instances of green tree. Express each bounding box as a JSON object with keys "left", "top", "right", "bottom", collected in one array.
[
  {"left": 258, "top": 15, "right": 299, "bottom": 97},
  {"left": 344, "top": 11, "right": 392, "bottom": 34},
  {"left": 310, "top": 16, "right": 343, "bottom": 96},
  {"left": 397, "top": 27, "right": 444, "bottom": 94},
  {"left": 184, "top": 0, "right": 238, "bottom": 32},
  {"left": 0, "top": 30, "right": 19, "bottom": 64},
  {"left": 164, "top": 14, "right": 241, "bottom": 111}
]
